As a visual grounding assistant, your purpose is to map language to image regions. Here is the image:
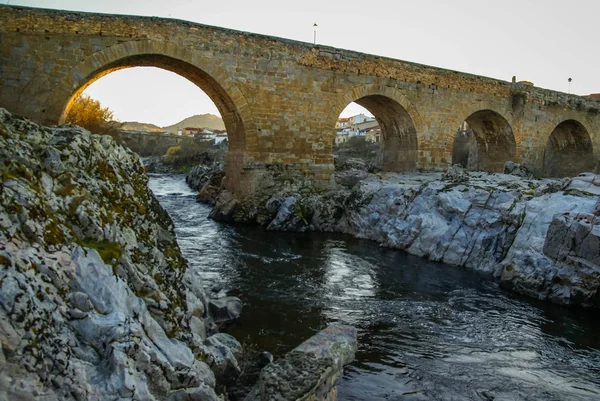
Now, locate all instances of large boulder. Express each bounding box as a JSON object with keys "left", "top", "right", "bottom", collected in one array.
[
  {"left": 503, "top": 161, "right": 534, "bottom": 178},
  {"left": 209, "top": 296, "right": 243, "bottom": 324},
  {"left": 499, "top": 211, "right": 600, "bottom": 306},
  {"left": 442, "top": 164, "right": 469, "bottom": 183},
  {"left": 334, "top": 168, "right": 368, "bottom": 188}
]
